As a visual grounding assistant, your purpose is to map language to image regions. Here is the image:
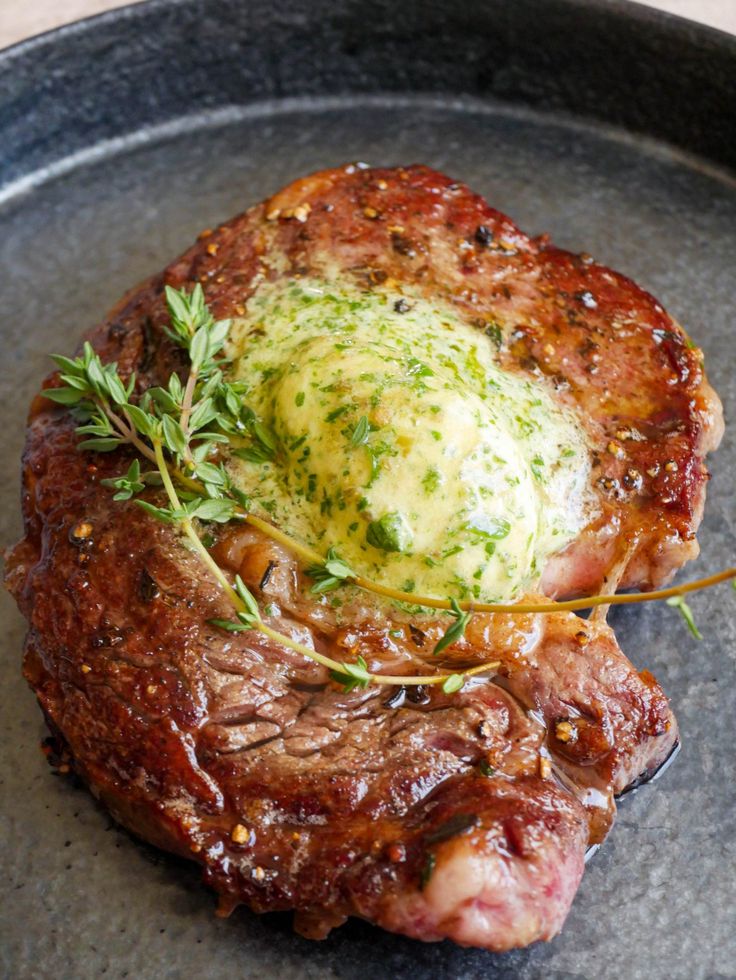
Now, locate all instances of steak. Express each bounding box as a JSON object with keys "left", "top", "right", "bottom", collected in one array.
[{"left": 5, "top": 164, "right": 702, "bottom": 950}]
